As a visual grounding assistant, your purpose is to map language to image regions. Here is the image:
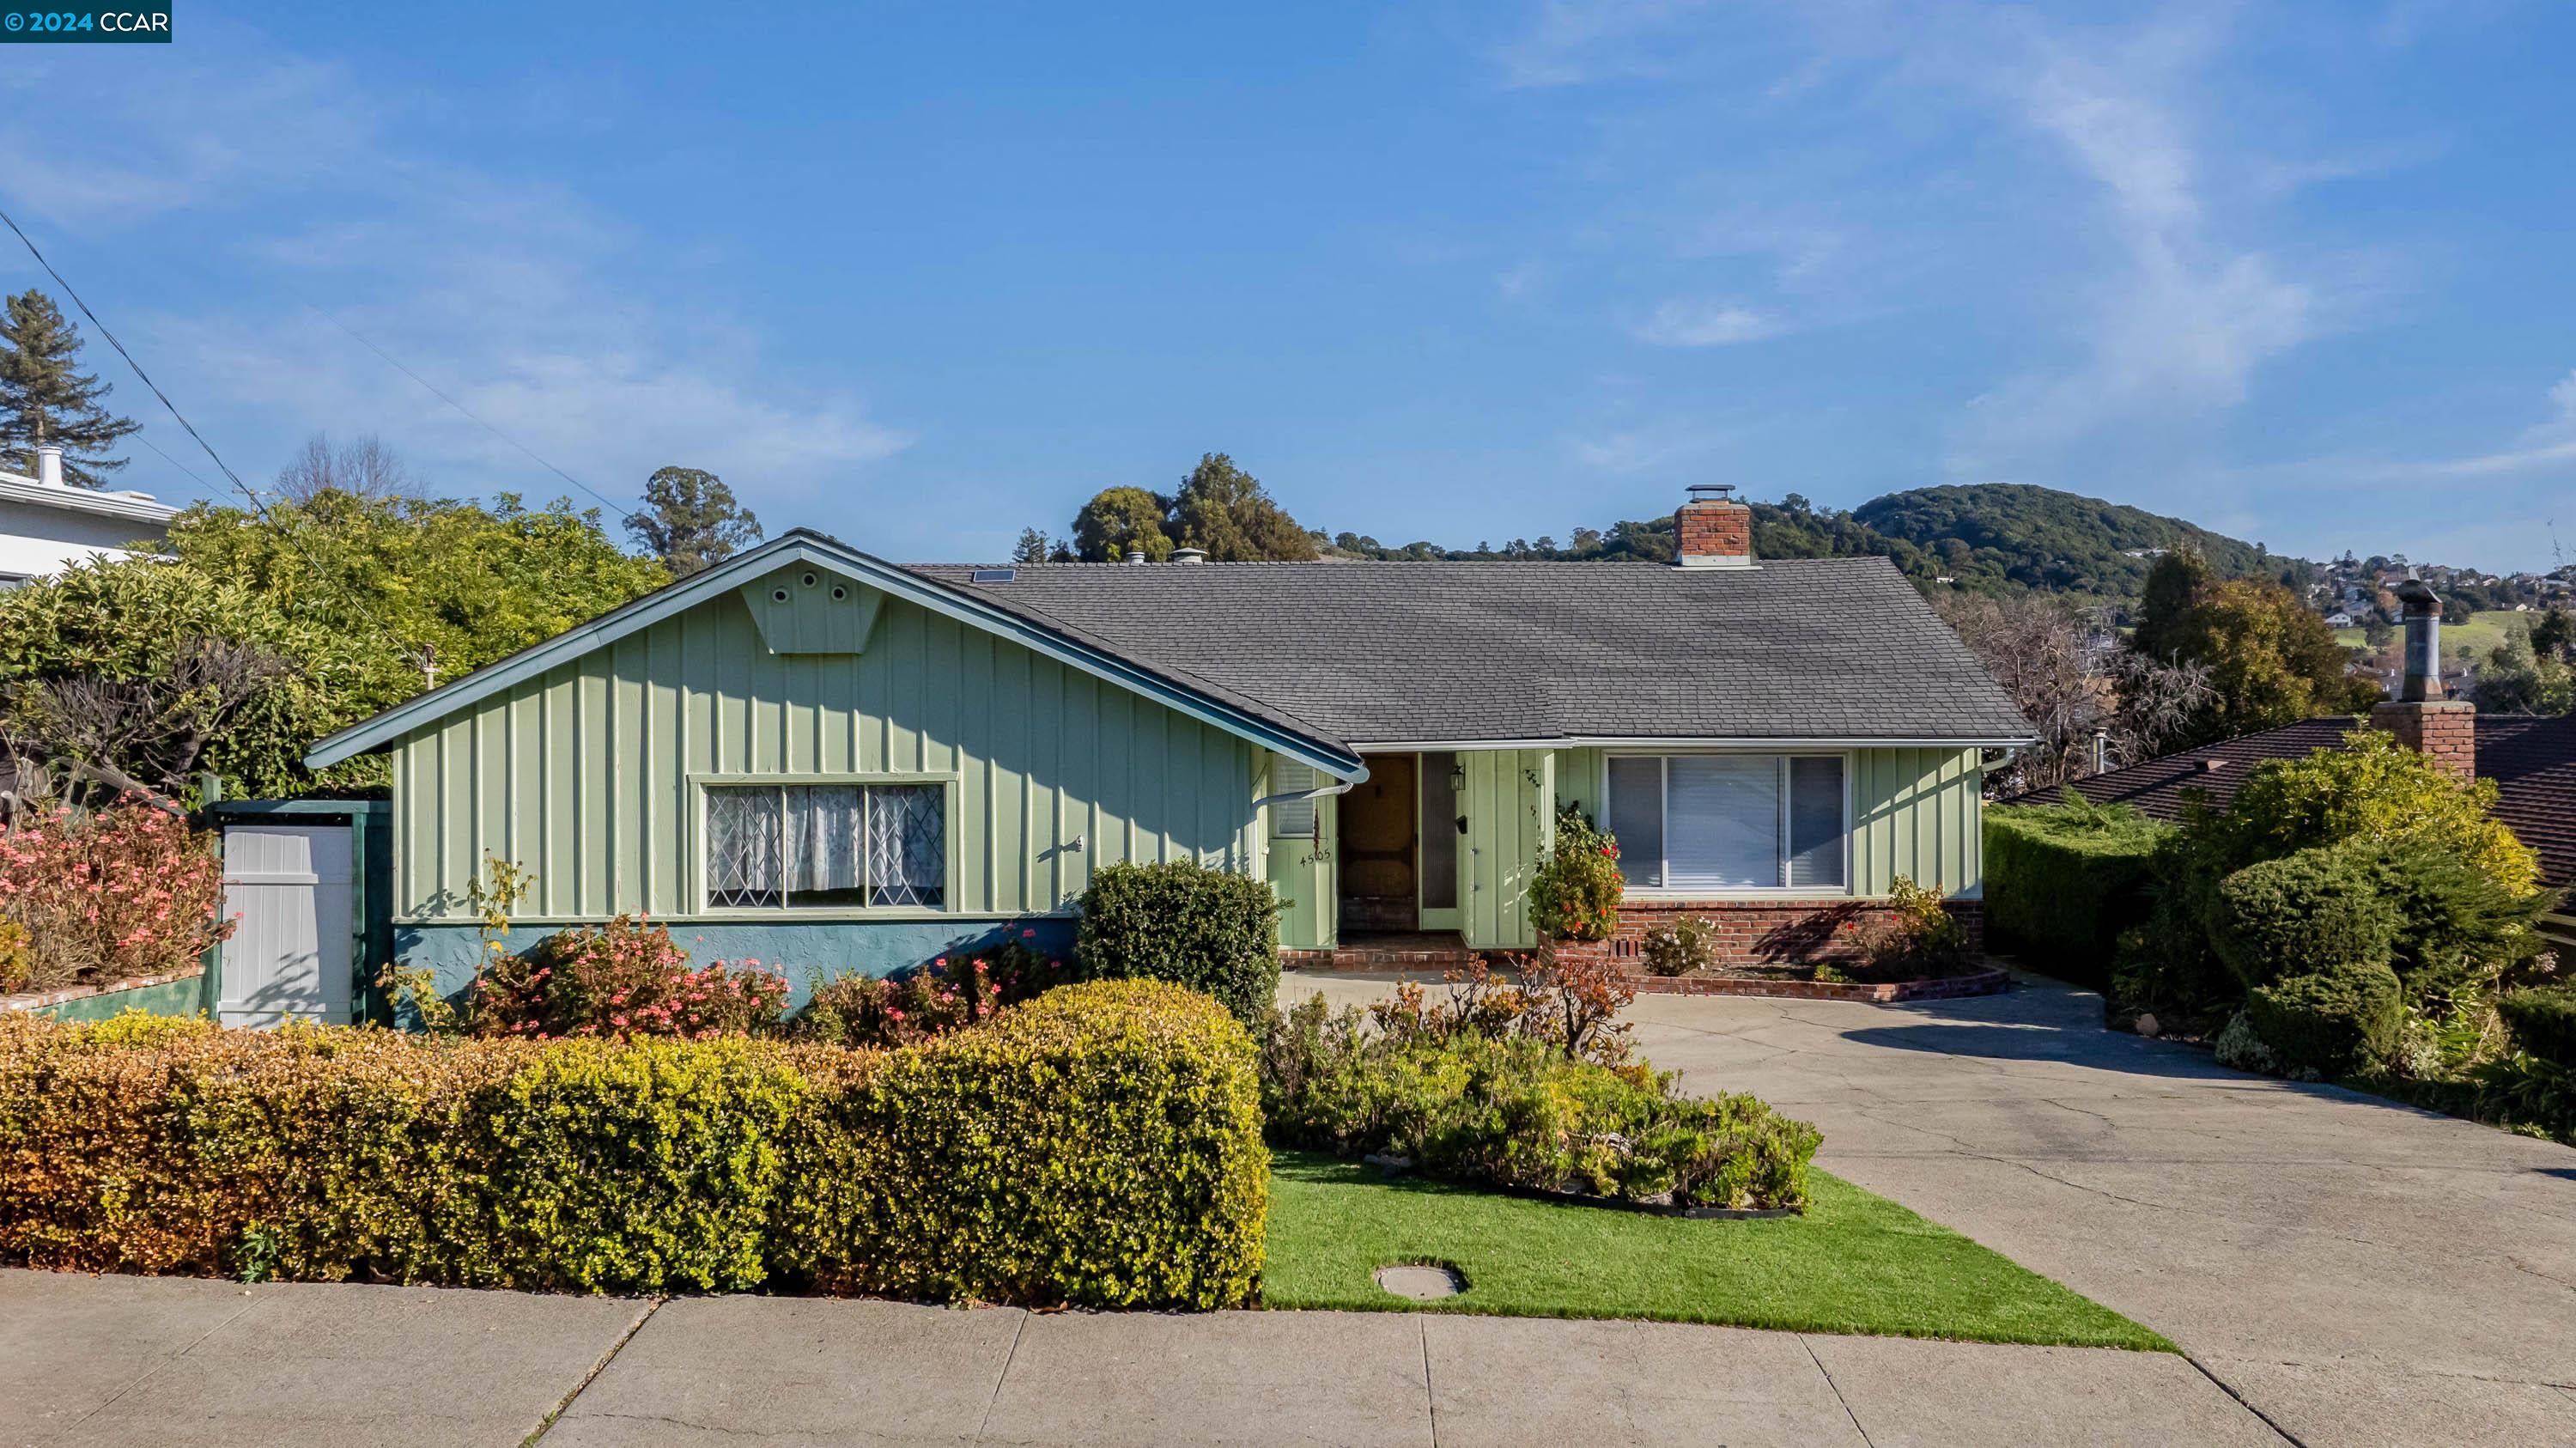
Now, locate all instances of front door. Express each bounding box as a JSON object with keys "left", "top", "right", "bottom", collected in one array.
[
  {"left": 1418, "top": 751, "right": 1464, "bottom": 931},
  {"left": 1338, "top": 753, "right": 1419, "bottom": 932}
]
